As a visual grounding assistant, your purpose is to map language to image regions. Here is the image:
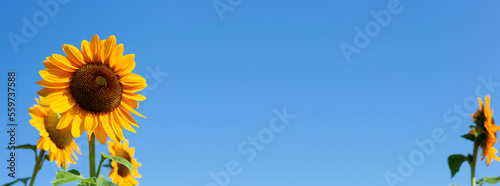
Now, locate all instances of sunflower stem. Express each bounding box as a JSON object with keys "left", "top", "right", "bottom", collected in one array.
[
  {"left": 96, "top": 154, "right": 106, "bottom": 177},
  {"left": 471, "top": 140, "right": 479, "bottom": 186},
  {"left": 89, "top": 134, "right": 96, "bottom": 180},
  {"left": 29, "top": 149, "right": 45, "bottom": 186}
]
